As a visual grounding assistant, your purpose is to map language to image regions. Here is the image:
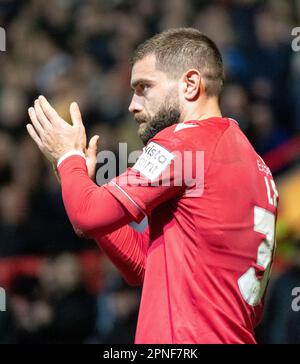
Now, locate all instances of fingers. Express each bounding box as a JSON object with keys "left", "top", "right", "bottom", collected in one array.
[
  {"left": 86, "top": 135, "right": 99, "bottom": 180},
  {"left": 26, "top": 123, "right": 43, "bottom": 150},
  {"left": 87, "top": 135, "right": 100, "bottom": 155},
  {"left": 38, "top": 95, "right": 60, "bottom": 124},
  {"left": 34, "top": 99, "right": 52, "bottom": 130},
  {"left": 86, "top": 135, "right": 99, "bottom": 161},
  {"left": 28, "top": 107, "right": 44, "bottom": 138},
  {"left": 70, "top": 102, "right": 84, "bottom": 129}
]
